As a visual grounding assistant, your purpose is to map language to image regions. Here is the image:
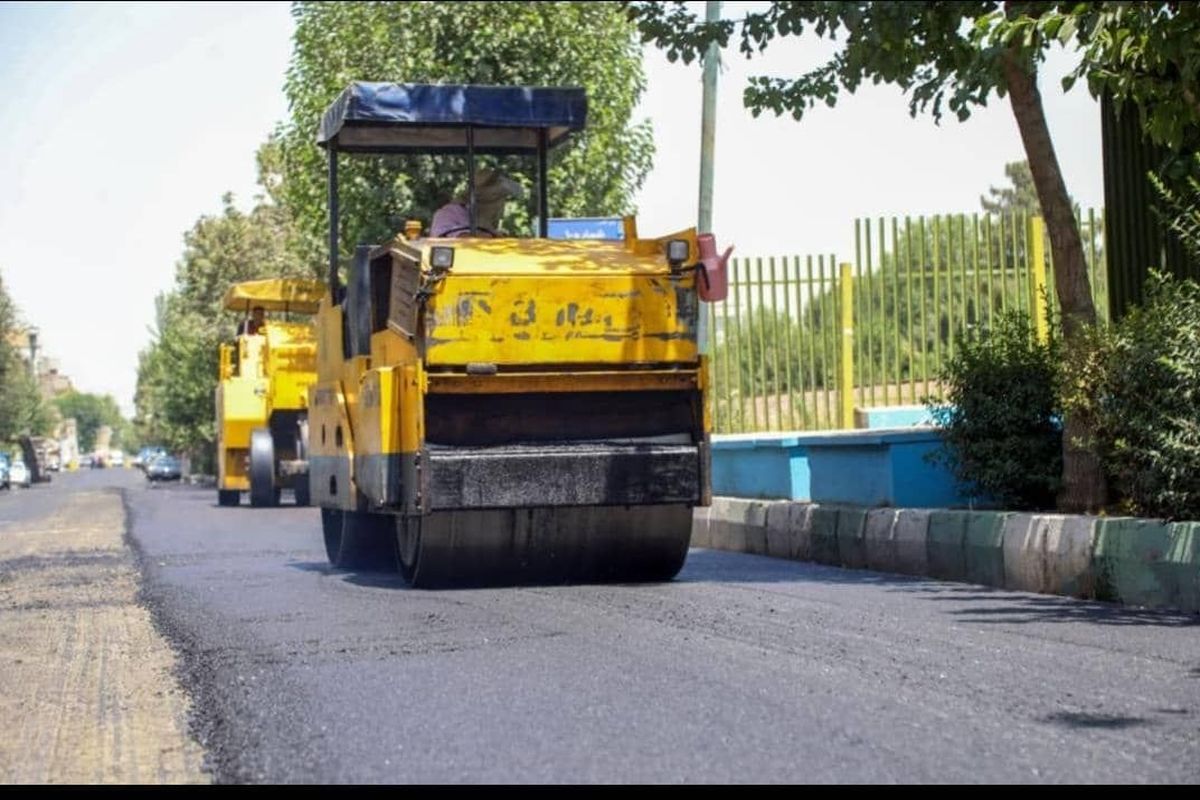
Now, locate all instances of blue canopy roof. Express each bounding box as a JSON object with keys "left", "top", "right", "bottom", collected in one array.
[{"left": 318, "top": 83, "right": 587, "bottom": 154}]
